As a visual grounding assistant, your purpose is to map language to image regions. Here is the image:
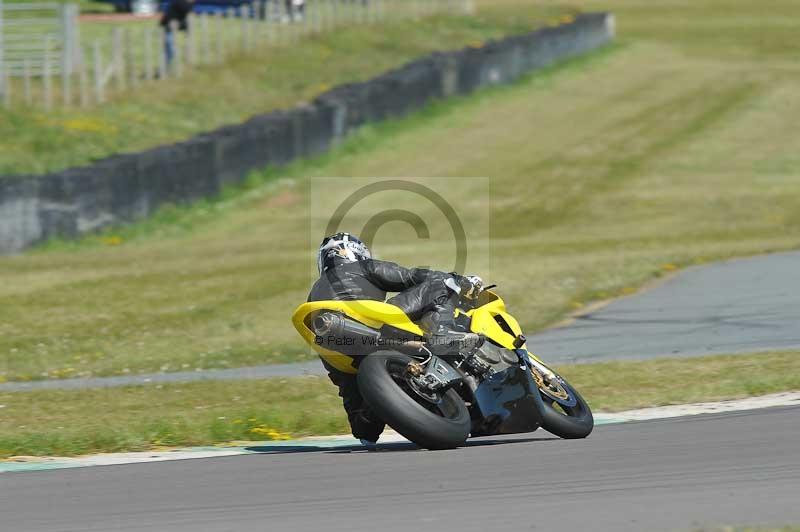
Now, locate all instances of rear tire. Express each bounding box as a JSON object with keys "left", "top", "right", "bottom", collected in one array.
[{"left": 358, "top": 352, "right": 471, "bottom": 450}]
